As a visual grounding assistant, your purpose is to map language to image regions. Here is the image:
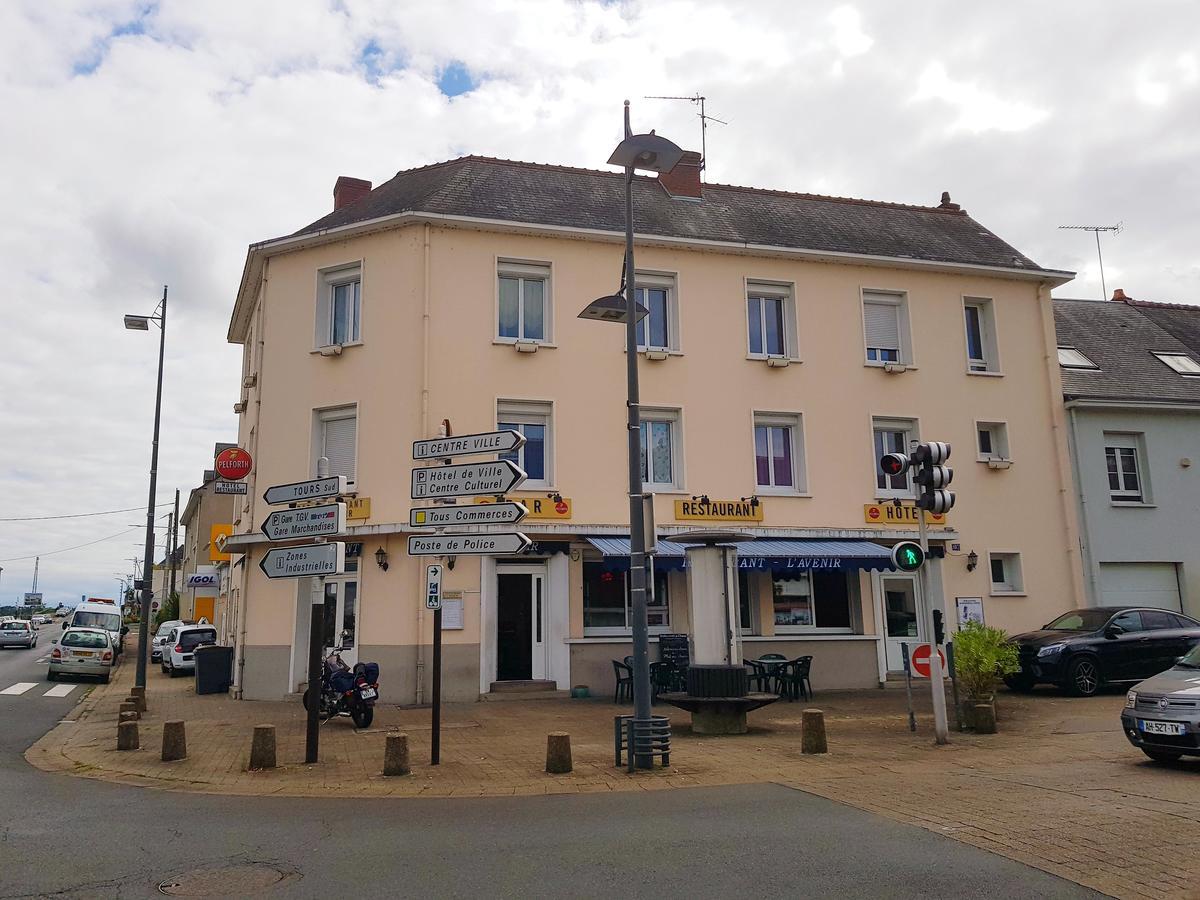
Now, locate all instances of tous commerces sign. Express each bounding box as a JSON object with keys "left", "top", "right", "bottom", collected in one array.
[
  {"left": 674, "top": 497, "right": 764, "bottom": 522},
  {"left": 215, "top": 447, "right": 253, "bottom": 481}
]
